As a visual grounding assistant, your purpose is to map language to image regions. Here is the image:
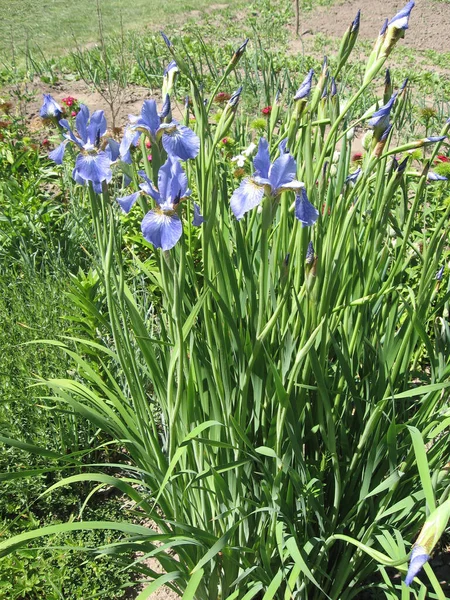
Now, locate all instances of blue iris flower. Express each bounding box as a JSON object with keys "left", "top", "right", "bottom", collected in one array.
[
  {"left": 294, "top": 69, "right": 314, "bottom": 101},
  {"left": 40, "top": 94, "right": 63, "bottom": 120},
  {"left": 230, "top": 137, "right": 305, "bottom": 220},
  {"left": 295, "top": 188, "right": 319, "bottom": 227},
  {"left": 436, "top": 265, "right": 444, "bottom": 280},
  {"left": 388, "top": 1, "right": 415, "bottom": 30},
  {"left": 120, "top": 97, "right": 200, "bottom": 162},
  {"left": 405, "top": 545, "right": 429, "bottom": 586},
  {"left": 116, "top": 157, "right": 203, "bottom": 251},
  {"left": 49, "top": 104, "right": 117, "bottom": 194},
  {"left": 345, "top": 167, "right": 362, "bottom": 184},
  {"left": 305, "top": 241, "right": 315, "bottom": 264},
  {"left": 428, "top": 171, "right": 448, "bottom": 181},
  {"left": 331, "top": 78, "right": 337, "bottom": 97},
  {"left": 368, "top": 94, "right": 397, "bottom": 134}
]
